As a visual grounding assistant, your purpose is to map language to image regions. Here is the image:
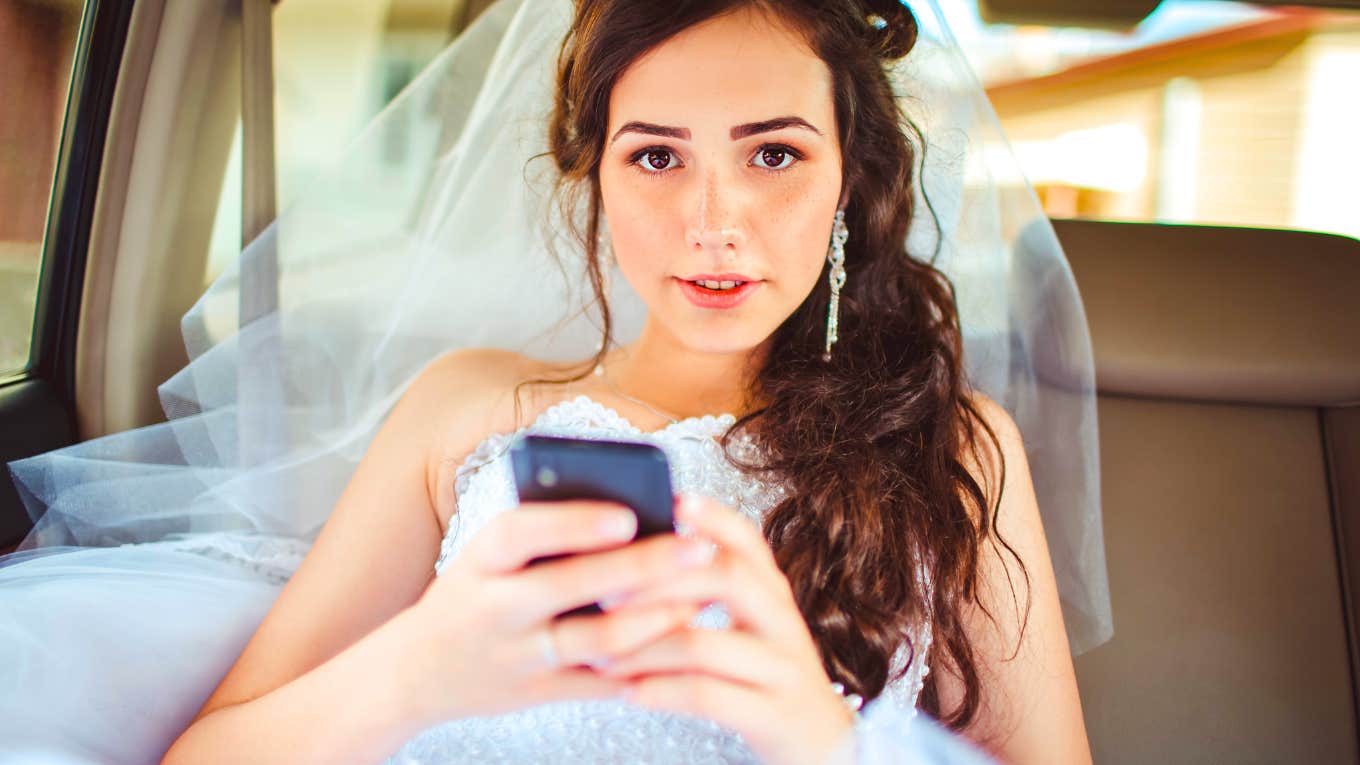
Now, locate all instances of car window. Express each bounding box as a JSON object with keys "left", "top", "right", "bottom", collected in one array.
[
  {"left": 939, "top": 0, "right": 1360, "bottom": 240},
  {"left": 204, "top": 0, "right": 470, "bottom": 285},
  {"left": 0, "top": 2, "right": 85, "bottom": 378}
]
